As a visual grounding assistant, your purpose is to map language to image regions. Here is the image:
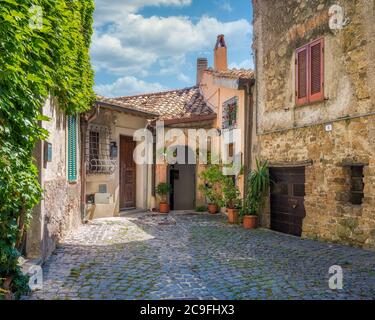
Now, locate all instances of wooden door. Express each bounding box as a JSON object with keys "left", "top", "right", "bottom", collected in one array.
[
  {"left": 270, "top": 167, "right": 306, "bottom": 237},
  {"left": 120, "top": 136, "right": 136, "bottom": 209}
]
